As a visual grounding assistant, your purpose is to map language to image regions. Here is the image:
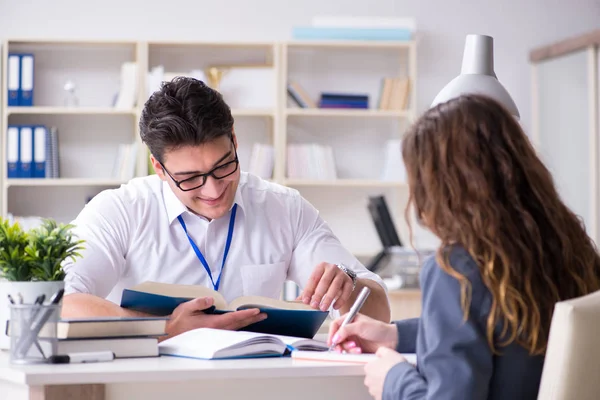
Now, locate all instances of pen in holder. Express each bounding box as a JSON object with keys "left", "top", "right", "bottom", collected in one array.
[{"left": 9, "top": 302, "right": 61, "bottom": 364}]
